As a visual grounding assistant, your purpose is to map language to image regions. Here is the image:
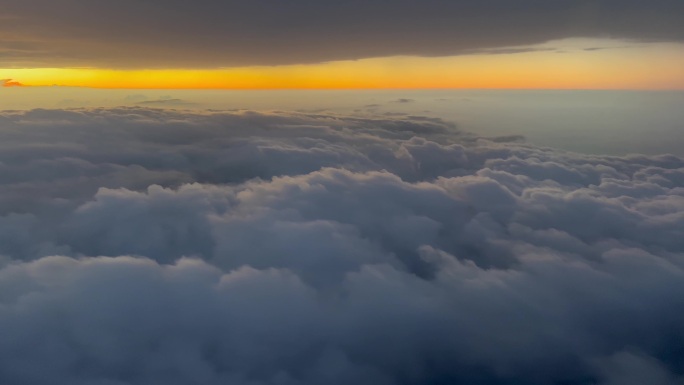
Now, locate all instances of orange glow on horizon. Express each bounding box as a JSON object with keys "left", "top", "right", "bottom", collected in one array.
[
  {"left": 1, "top": 79, "right": 24, "bottom": 87},
  {"left": 3, "top": 41, "right": 684, "bottom": 90}
]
